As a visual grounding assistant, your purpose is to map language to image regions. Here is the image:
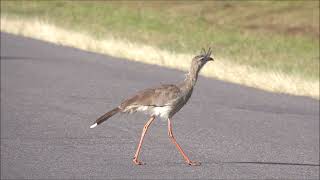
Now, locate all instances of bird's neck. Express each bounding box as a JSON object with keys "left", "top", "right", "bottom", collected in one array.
[{"left": 181, "top": 64, "right": 200, "bottom": 90}]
